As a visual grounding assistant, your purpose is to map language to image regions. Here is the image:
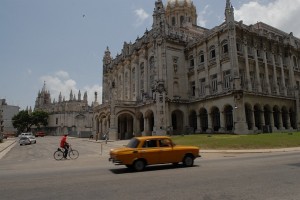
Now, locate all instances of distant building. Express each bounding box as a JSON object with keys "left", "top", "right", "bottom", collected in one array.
[
  {"left": 0, "top": 99, "right": 19, "bottom": 135},
  {"left": 94, "top": 0, "right": 300, "bottom": 140},
  {"left": 34, "top": 83, "right": 93, "bottom": 137}
]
